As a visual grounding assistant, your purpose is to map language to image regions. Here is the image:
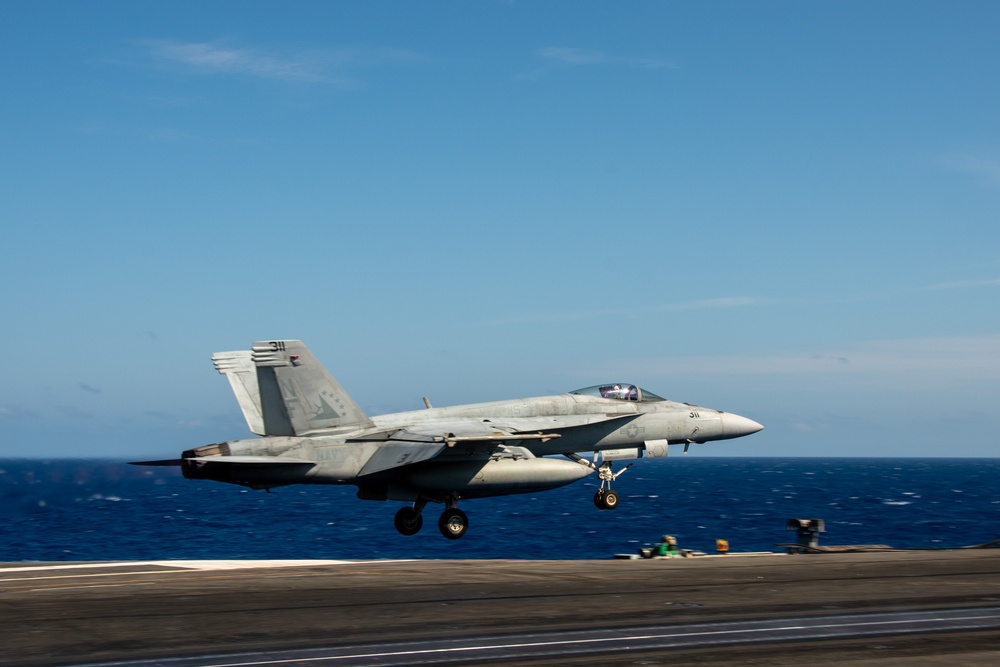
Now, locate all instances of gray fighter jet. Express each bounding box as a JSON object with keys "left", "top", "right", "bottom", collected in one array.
[{"left": 135, "top": 340, "right": 762, "bottom": 539}]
